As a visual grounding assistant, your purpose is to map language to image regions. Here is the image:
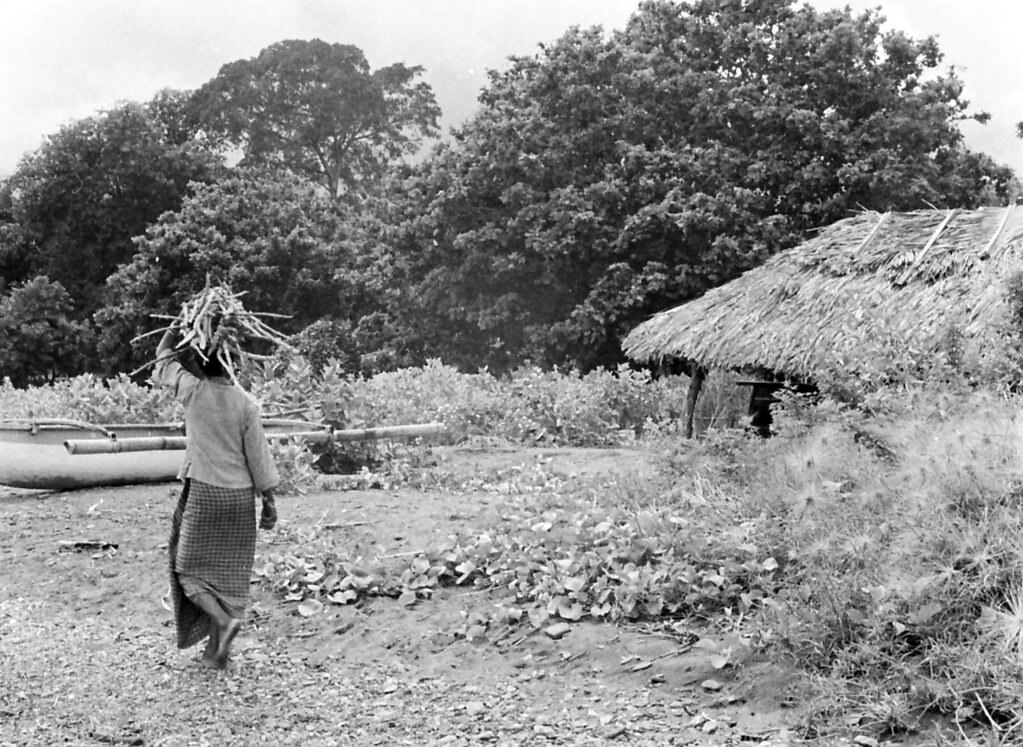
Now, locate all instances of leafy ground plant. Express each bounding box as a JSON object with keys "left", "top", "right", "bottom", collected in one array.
[{"left": 255, "top": 453, "right": 784, "bottom": 650}]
